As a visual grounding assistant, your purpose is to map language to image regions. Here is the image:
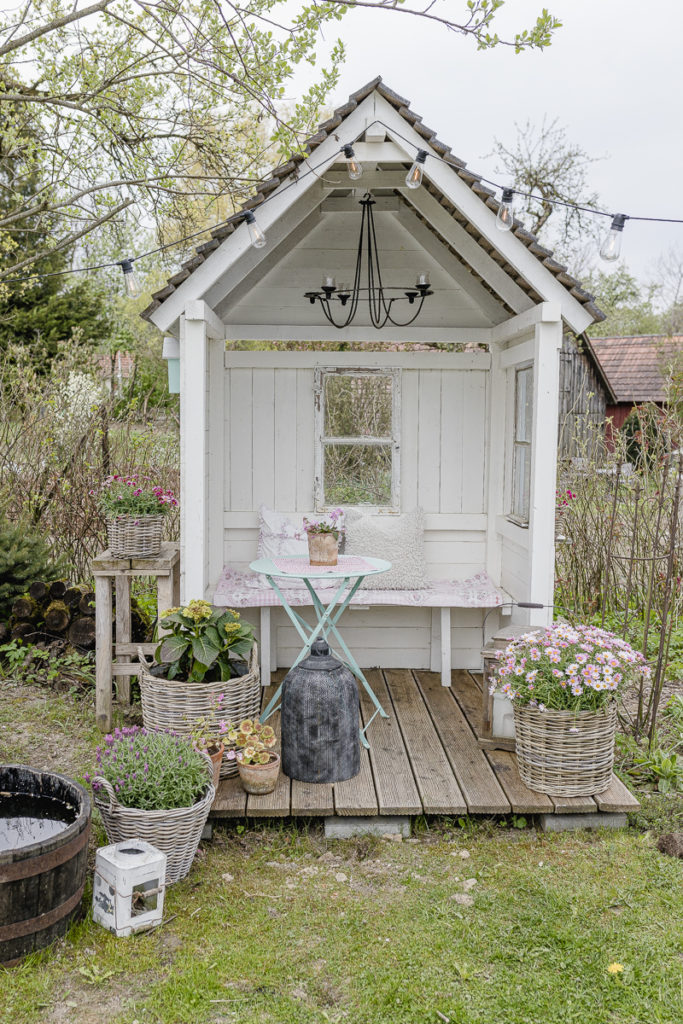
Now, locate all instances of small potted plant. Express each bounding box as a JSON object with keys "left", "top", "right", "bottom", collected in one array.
[
  {"left": 187, "top": 696, "right": 230, "bottom": 790},
  {"left": 88, "top": 726, "right": 214, "bottom": 884},
  {"left": 489, "top": 622, "right": 650, "bottom": 796},
  {"left": 224, "top": 718, "right": 280, "bottom": 794},
  {"left": 138, "top": 602, "right": 260, "bottom": 779},
  {"left": 303, "top": 508, "right": 343, "bottom": 566},
  {"left": 93, "top": 474, "right": 178, "bottom": 558}
]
